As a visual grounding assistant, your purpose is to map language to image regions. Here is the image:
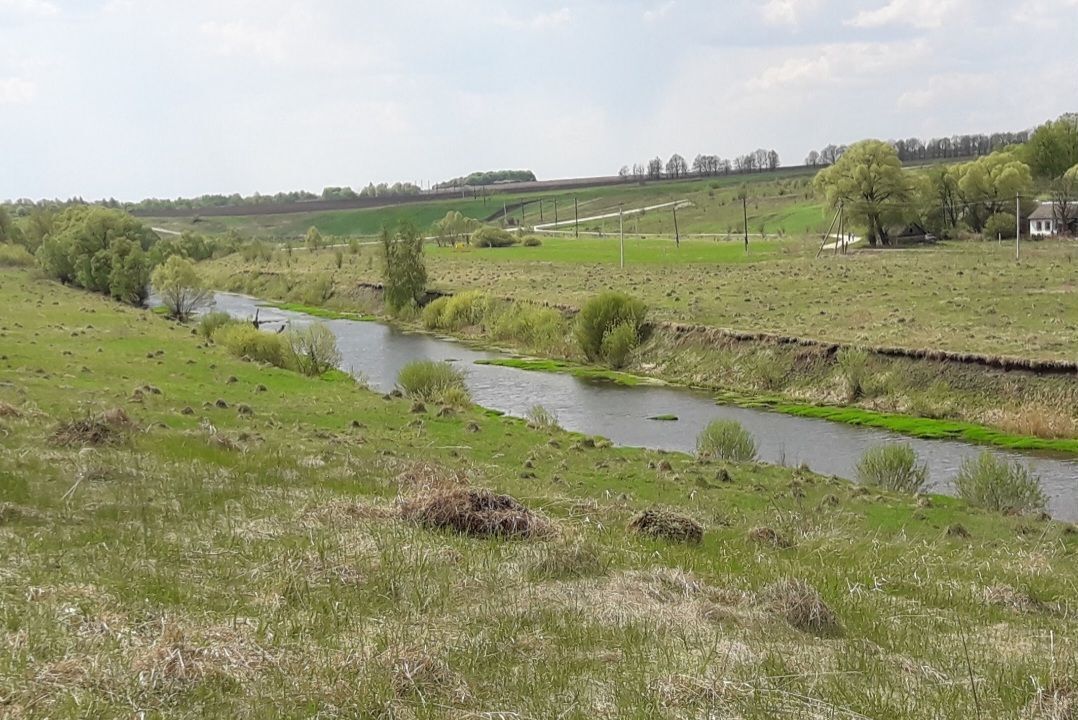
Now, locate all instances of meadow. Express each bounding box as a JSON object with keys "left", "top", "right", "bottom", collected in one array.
[{"left": 2, "top": 267, "right": 1078, "bottom": 718}]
